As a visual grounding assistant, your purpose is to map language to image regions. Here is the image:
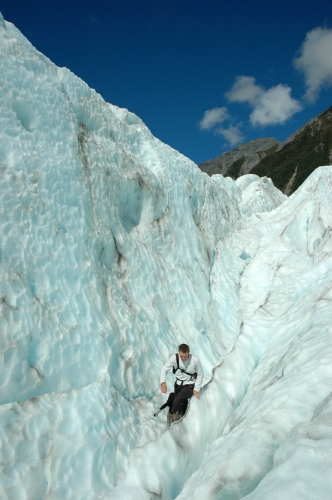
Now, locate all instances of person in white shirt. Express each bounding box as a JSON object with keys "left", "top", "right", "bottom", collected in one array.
[{"left": 160, "top": 343, "right": 203, "bottom": 421}]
